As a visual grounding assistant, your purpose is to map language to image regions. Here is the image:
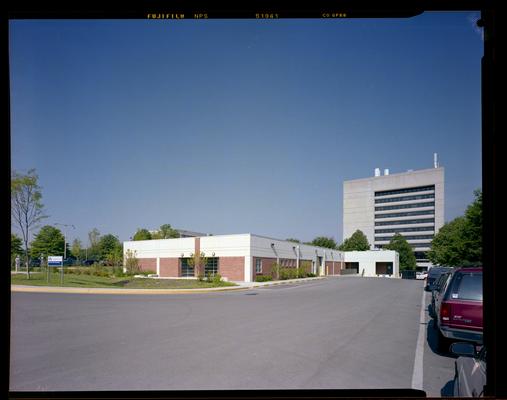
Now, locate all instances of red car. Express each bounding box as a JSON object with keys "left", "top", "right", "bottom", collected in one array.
[{"left": 433, "top": 267, "right": 483, "bottom": 352}]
